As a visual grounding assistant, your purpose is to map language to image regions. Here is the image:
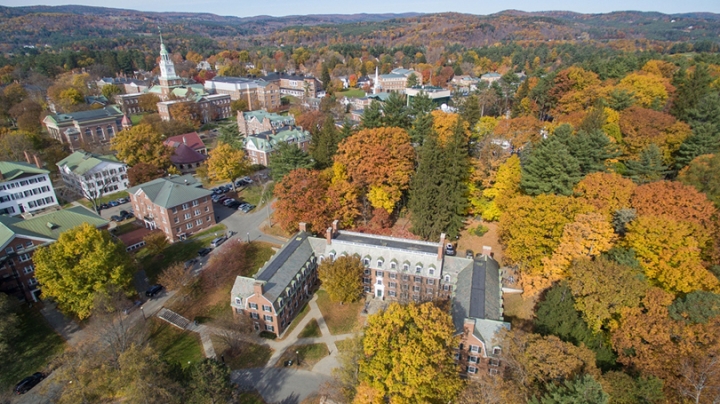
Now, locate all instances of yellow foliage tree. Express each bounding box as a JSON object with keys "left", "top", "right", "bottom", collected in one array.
[
  {"left": 481, "top": 155, "right": 521, "bottom": 221},
  {"left": 617, "top": 73, "right": 672, "bottom": 108},
  {"left": 542, "top": 212, "right": 617, "bottom": 278},
  {"left": 641, "top": 60, "right": 677, "bottom": 79},
  {"left": 574, "top": 172, "right": 636, "bottom": 217},
  {"left": 473, "top": 116, "right": 498, "bottom": 139},
  {"left": 205, "top": 143, "right": 250, "bottom": 188},
  {"left": 318, "top": 256, "right": 364, "bottom": 303},
  {"left": 111, "top": 123, "right": 175, "bottom": 170},
  {"left": 625, "top": 215, "right": 719, "bottom": 294},
  {"left": 431, "top": 110, "right": 468, "bottom": 145}
]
